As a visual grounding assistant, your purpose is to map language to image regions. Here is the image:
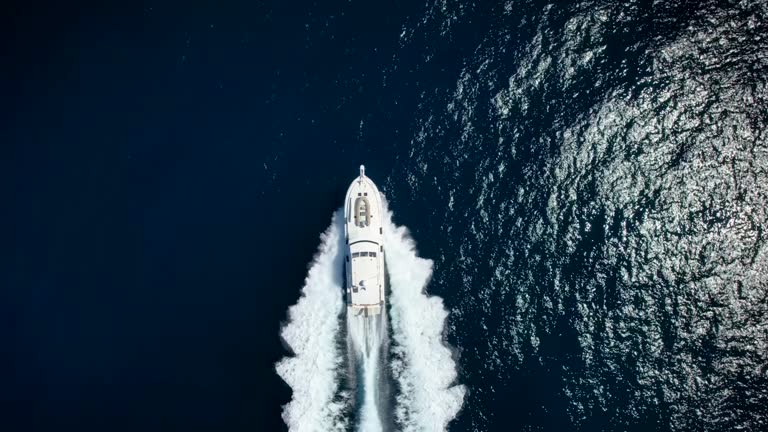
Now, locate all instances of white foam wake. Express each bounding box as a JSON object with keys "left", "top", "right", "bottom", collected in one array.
[
  {"left": 347, "top": 314, "right": 385, "bottom": 432},
  {"left": 276, "top": 211, "right": 347, "bottom": 432},
  {"left": 383, "top": 207, "right": 467, "bottom": 431}
]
